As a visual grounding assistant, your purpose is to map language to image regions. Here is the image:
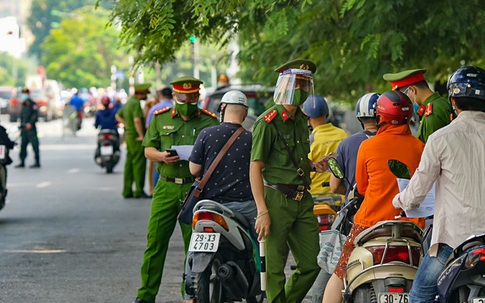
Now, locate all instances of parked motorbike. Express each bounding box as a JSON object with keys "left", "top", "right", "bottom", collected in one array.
[
  {"left": 437, "top": 234, "right": 485, "bottom": 302},
  {"left": 185, "top": 199, "right": 263, "bottom": 303},
  {"left": 94, "top": 129, "right": 120, "bottom": 173}
]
